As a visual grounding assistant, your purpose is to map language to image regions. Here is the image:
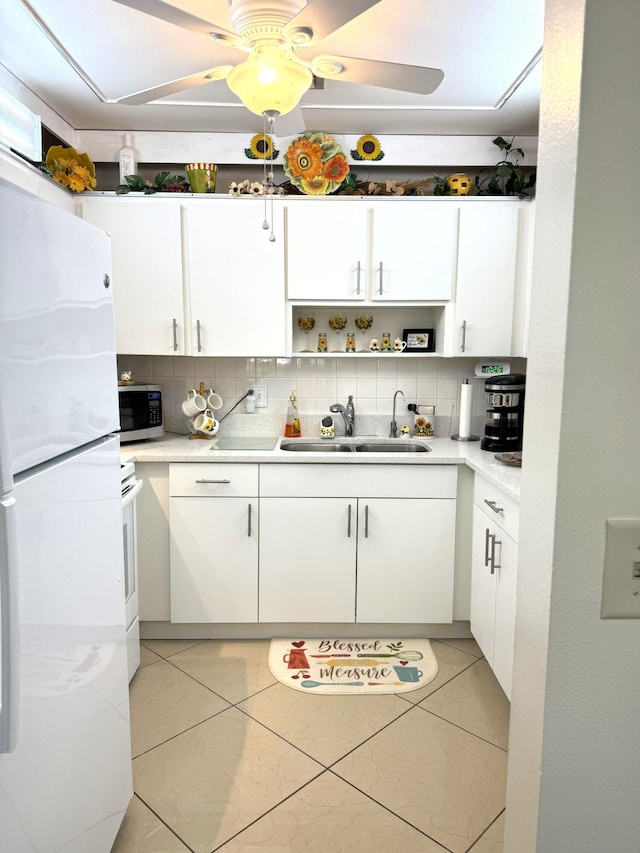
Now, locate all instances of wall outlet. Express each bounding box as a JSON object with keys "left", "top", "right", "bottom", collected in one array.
[{"left": 245, "top": 385, "right": 267, "bottom": 408}]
